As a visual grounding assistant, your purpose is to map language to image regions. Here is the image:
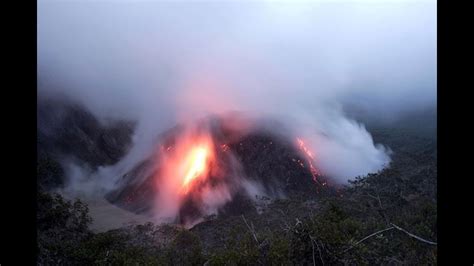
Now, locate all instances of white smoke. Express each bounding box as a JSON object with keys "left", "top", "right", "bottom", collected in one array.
[{"left": 38, "top": 0, "right": 435, "bottom": 225}]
